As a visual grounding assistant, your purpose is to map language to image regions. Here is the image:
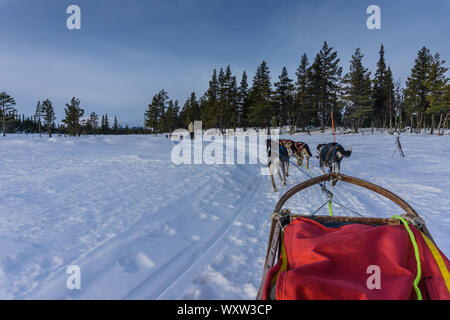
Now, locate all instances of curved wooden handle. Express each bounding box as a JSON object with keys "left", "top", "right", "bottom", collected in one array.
[{"left": 274, "top": 173, "right": 419, "bottom": 218}]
